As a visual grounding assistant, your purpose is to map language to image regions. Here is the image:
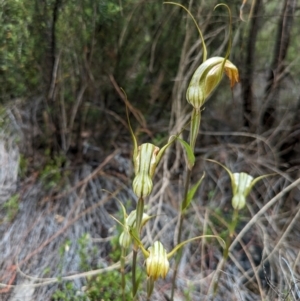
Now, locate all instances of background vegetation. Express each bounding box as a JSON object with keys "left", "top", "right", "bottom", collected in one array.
[{"left": 0, "top": 0, "right": 300, "bottom": 300}]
